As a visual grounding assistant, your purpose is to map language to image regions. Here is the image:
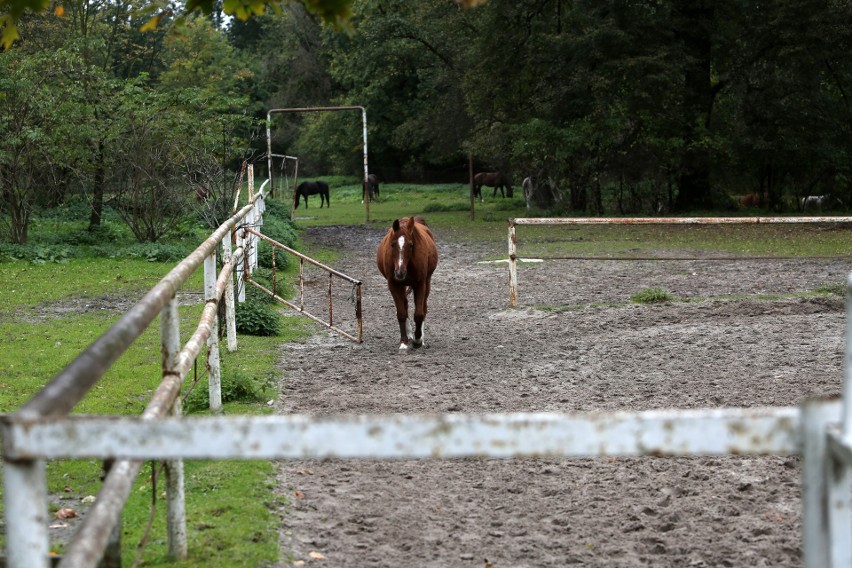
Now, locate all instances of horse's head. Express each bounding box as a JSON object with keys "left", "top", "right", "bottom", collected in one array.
[
  {"left": 390, "top": 217, "right": 416, "bottom": 281},
  {"left": 294, "top": 183, "right": 303, "bottom": 209}
]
